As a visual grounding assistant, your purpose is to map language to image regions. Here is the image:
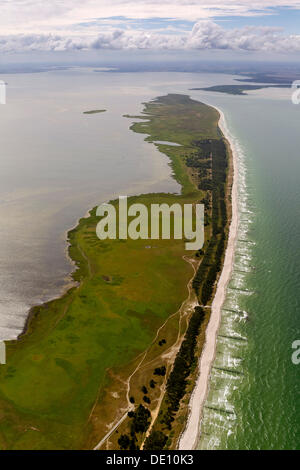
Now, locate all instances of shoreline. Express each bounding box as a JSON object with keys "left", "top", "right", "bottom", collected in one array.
[
  {"left": 178, "top": 106, "right": 239, "bottom": 450},
  {"left": 2, "top": 95, "right": 234, "bottom": 450}
]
